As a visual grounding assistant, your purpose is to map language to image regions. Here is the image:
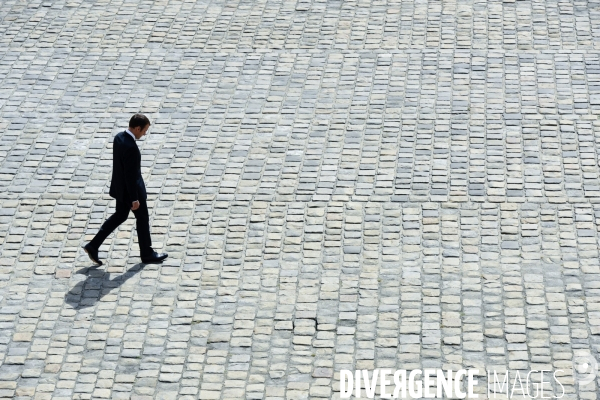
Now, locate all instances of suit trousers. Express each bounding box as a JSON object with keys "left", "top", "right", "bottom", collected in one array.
[{"left": 88, "top": 199, "right": 153, "bottom": 257}]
